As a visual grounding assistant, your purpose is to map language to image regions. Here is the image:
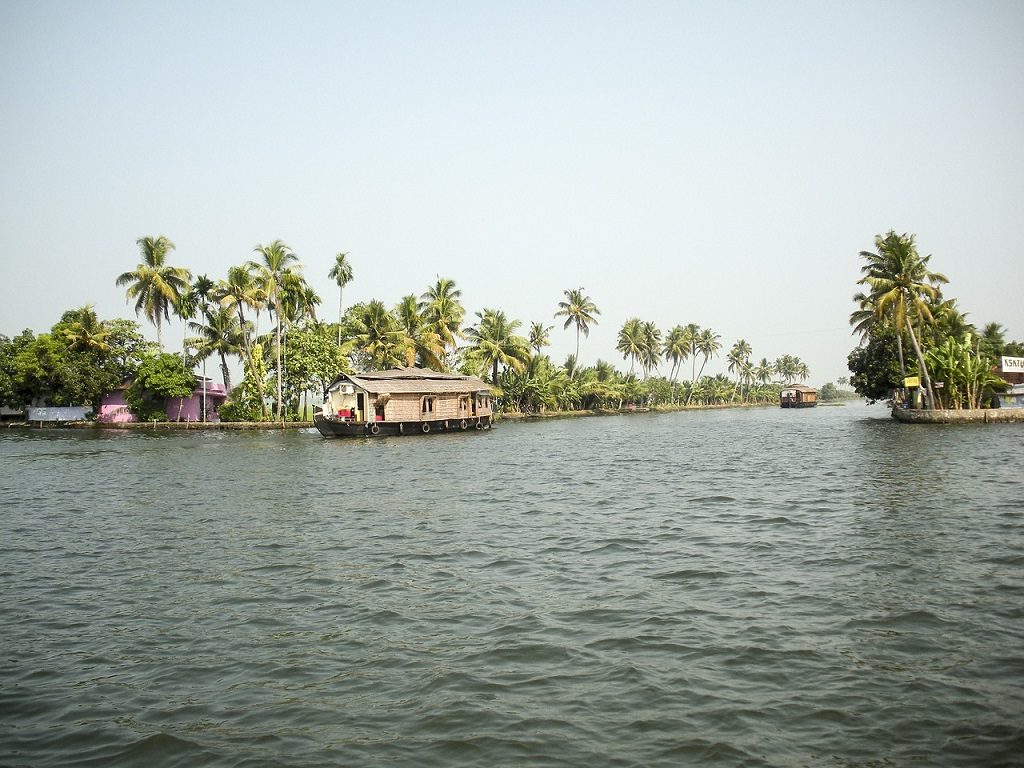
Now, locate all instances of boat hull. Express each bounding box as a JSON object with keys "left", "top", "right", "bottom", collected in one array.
[
  {"left": 780, "top": 402, "right": 816, "bottom": 408},
  {"left": 314, "top": 414, "right": 492, "bottom": 437}
]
